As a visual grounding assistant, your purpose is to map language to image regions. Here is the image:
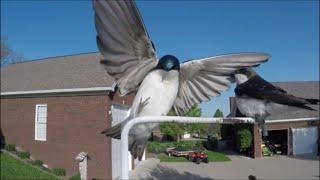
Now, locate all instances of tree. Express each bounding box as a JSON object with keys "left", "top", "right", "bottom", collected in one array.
[
  {"left": 167, "top": 109, "right": 177, "bottom": 116},
  {"left": 206, "top": 109, "right": 224, "bottom": 137},
  {"left": 1, "top": 38, "right": 23, "bottom": 66},
  {"left": 1, "top": 39, "right": 10, "bottom": 60},
  {"left": 160, "top": 109, "right": 185, "bottom": 142},
  {"left": 160, "top": 105, "right": 205, "bottom": 141},
  {"left": 160, "top": 122, "right": 185, "bottom": 142},
  {"left": 213, "top": 109, "right": 224, "bottom": 118},
  {"left": 184, "top": 105, "right": 201, "bottom": 117},
  {"left": 184, "top": 105, "right": 205, "bottom": 137}
]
